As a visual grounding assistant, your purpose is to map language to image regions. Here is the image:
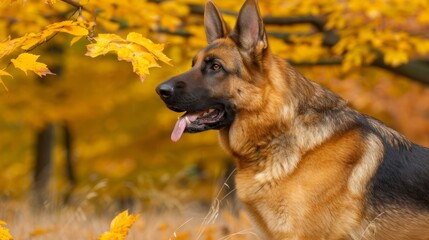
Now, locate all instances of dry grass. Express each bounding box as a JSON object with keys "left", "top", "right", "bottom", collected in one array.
[
  {"left": 1, "top": 200, "right": 258, "bottom": 240},
  {"left": 0, "top": 175, "right": 258, "bottom": 240}
]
